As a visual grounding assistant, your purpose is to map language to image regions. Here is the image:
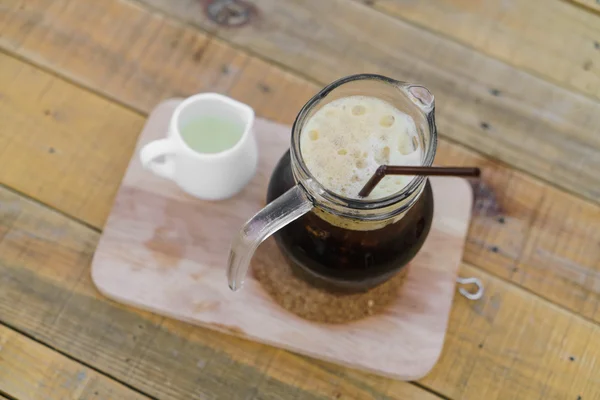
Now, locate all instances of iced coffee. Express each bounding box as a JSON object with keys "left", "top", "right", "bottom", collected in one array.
[{"left": 267, "top": 95, "right": 434, "bottom": 292}]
